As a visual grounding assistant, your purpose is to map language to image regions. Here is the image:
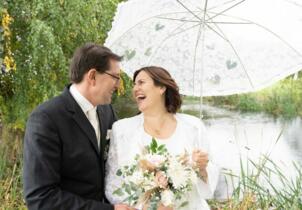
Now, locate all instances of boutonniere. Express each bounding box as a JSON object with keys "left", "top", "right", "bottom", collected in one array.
[
  {"left": 106, "top": 129, "right": 112, "bottom": 140},
  {"left": 104, "top": 129, "right": 112, "bottom": 162}
]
